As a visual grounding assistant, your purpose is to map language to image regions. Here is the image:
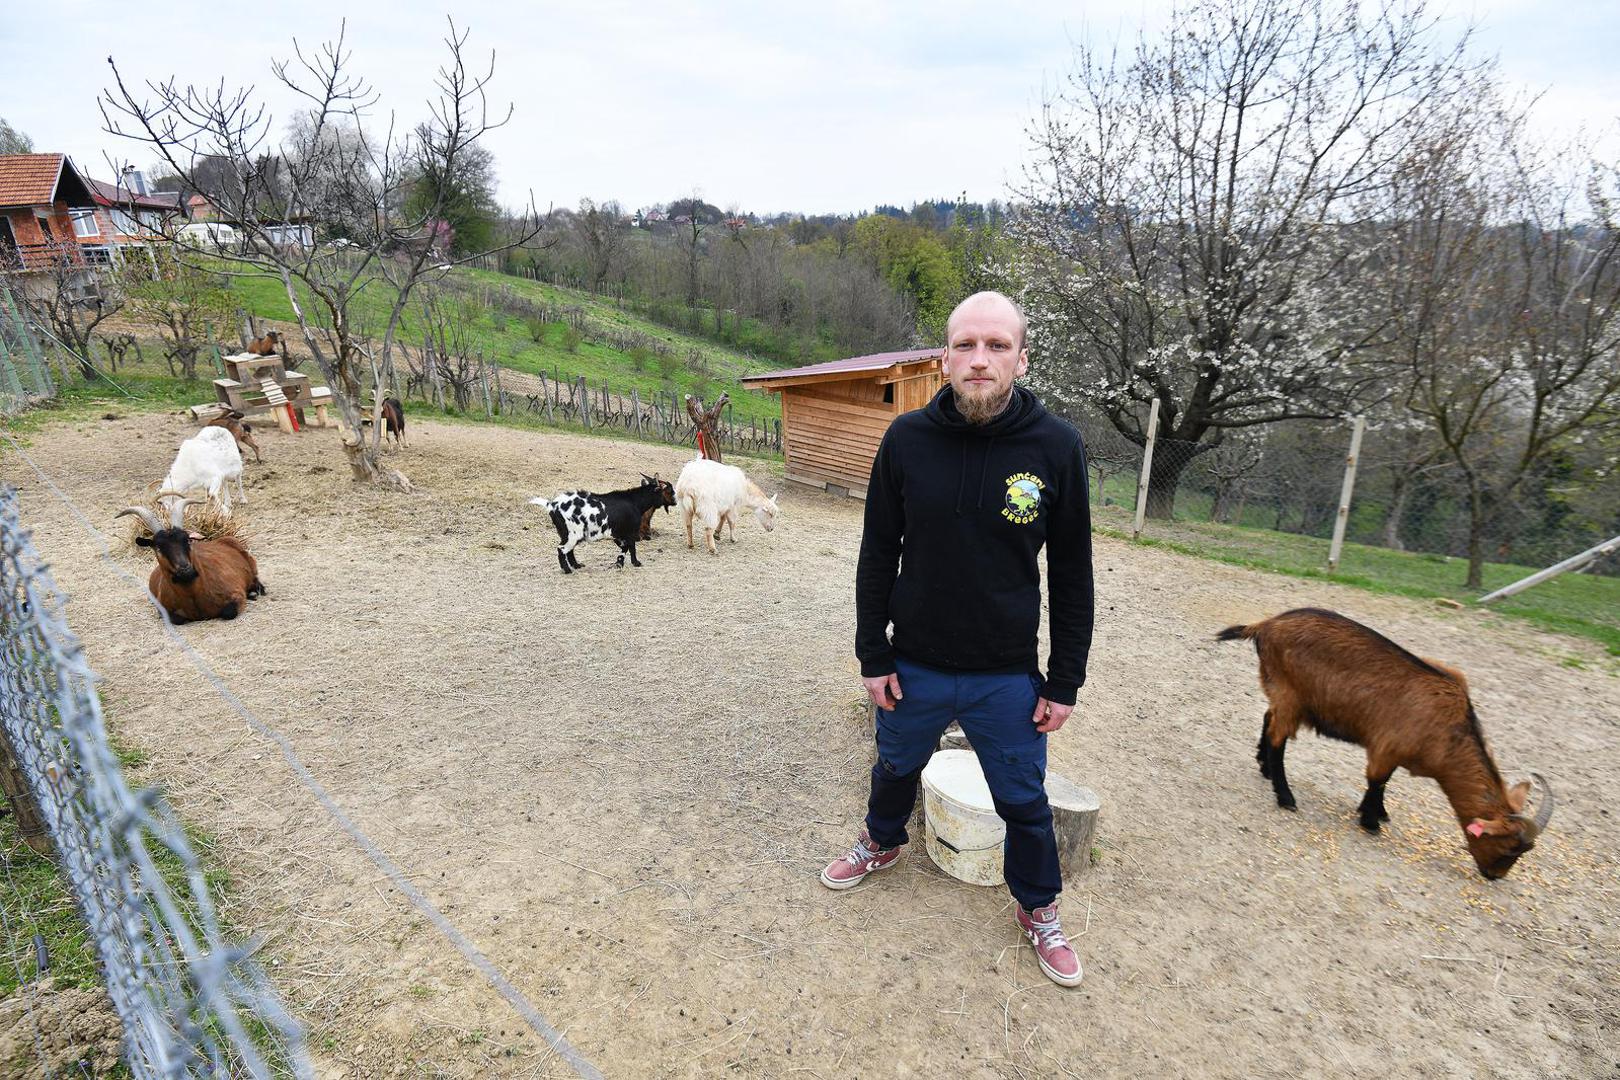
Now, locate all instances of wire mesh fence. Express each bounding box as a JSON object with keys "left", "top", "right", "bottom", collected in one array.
[
  {"left": 1072, "top": 412, "right": 1620, "bottom": 592},
  {"left": 0, "top": 280, "right": 62, "bottom": 415},
  {"left": 0, "top": 485, "right": 311, "bottom": 1078}
]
